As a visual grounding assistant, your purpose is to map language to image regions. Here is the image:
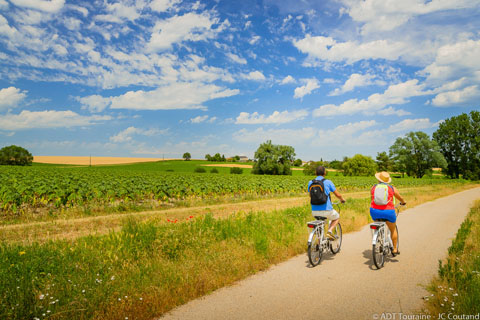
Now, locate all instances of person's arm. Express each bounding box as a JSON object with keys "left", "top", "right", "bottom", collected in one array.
[
  {"left": 393, "top": 187, "right": 406, "bottom": 205},
  {"left": 333, "top": 190, "right": 345, "bottom": 203}
]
